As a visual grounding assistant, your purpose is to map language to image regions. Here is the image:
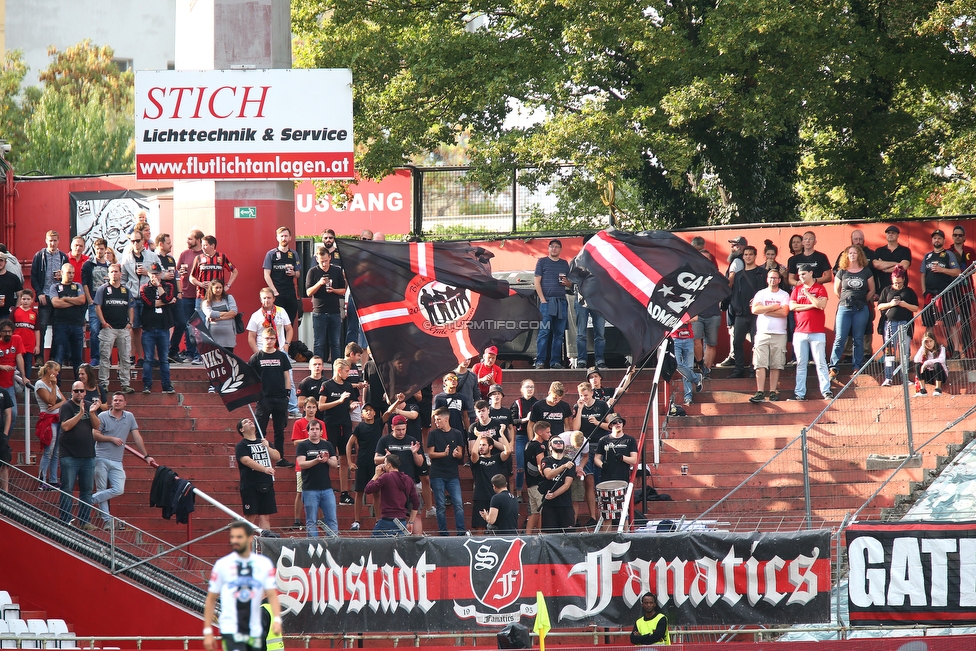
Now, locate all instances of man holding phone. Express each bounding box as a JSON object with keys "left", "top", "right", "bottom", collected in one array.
[
  {"left": 426, "top": 406, "right": 467, "bottom": 536},
  {"left": 58, "top": 381, "right": 102, "bottom": 528}
]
